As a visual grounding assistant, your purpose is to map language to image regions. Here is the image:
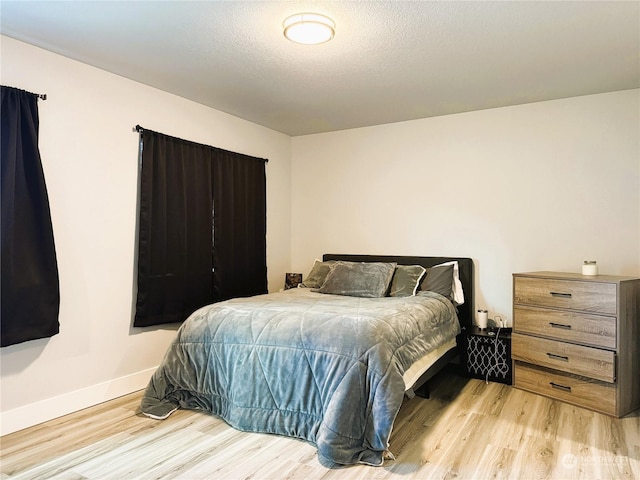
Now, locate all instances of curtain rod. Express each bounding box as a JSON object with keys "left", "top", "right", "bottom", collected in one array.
[
  {"left": 132, "top": 125, "right": 268, "bottom": 163},
  {"left": 0, "top": 86, "right": 46, "bottom": 100}
]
